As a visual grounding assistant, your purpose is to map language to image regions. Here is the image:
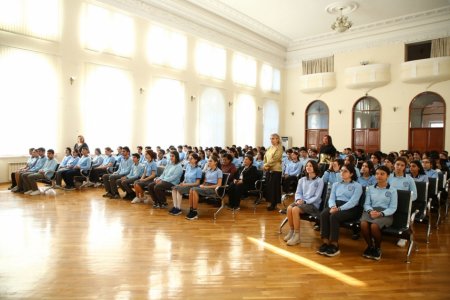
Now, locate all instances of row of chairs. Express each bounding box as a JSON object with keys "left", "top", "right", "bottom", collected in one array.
[{"left": 278, "top": 175, "right": 449, "bottom": 263}]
